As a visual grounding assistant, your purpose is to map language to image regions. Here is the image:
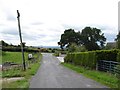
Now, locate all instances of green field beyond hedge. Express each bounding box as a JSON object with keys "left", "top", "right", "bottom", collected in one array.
[
  {"left": 2, "top": 52, "right": 28, "bottom": 64},
  {"left": 64, "top": 49, "right": 120, "bottom": 69}
]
